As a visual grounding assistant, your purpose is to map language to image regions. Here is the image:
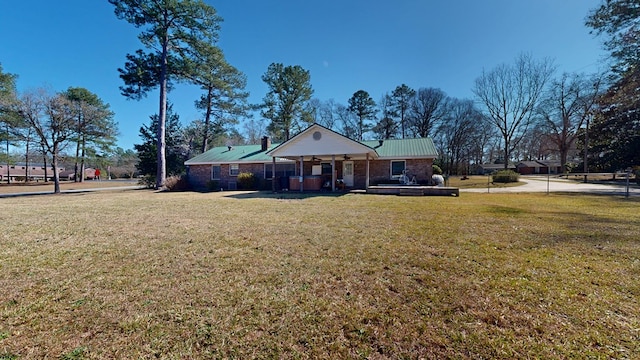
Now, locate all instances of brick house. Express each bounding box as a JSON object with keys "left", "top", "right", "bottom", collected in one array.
[
  {"left": 0, "top": 163, "right": 64, "bottom": 182},
  {"left": 185, "top": 123, "right": 438, "bottom": 191},
  {"left": 516, "top": 160, "right": 563, "bottom": 175}
]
